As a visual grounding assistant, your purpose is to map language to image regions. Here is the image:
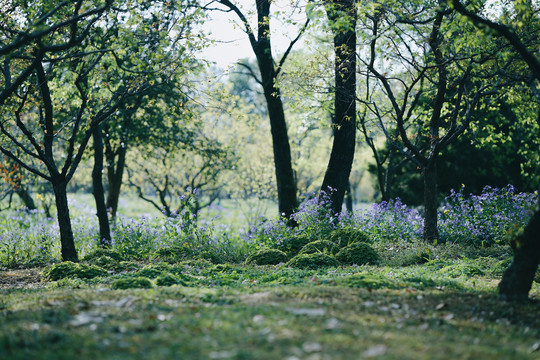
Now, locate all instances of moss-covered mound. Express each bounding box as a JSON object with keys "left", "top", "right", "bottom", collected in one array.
[
  {"left": 42, "top": 262, "right": 108, "bottom": 281},
  {"left": 277, "top": 233, "right": 313, "bottom": 256},
  {"left": 328, "top": 228, "right": 371, "bottom": 246},
  {"left": 111, "top": 276, "right": 154, "bottom": 289},
  {"left": 336, "top": 243, "right": 379, "bottom": 265},
  {"left": 300, "top": 240, "right": 339, "bottom": 255},
  {"left": 153, "top": 246, "right": 194, "bottom": 264},
  {"left": 84, "top": 255, "right": 124, "bottom": 271},
  {"left": 286, "top": 253, "right": 339, "bottom": 269},
  {"left": 156, "top": 273, "right": 187, "bottom": 286},
  {"left": 83, "top": 249, "right": 125, "bottom": 262},
  {"left": 137, "top": 263, "right": 173, "bottom": 279},
  {"left": 245, "top": 249, "right": 288, "bottom": 265}
]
